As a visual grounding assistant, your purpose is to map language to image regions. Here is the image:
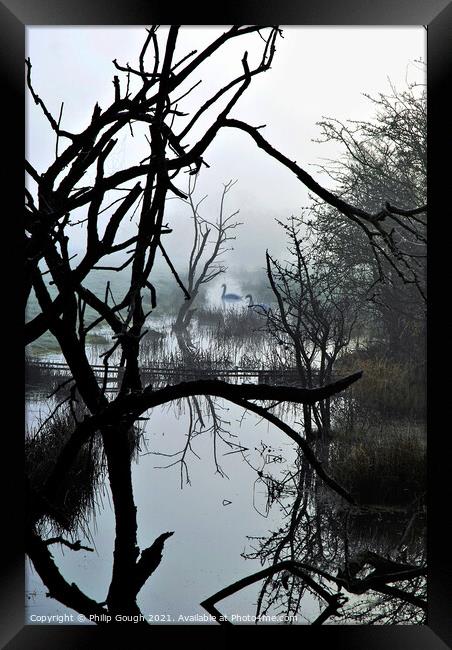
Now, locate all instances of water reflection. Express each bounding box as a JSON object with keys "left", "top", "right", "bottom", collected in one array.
[
  {"left": 241, "top": 444, "right": 426, "bottom": 624},
  {"left": 25, "top": 315, "right": 426, "bottom": 625},
  {"left": 26, "top": 387, "right": 299, "bottom": 623}
]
